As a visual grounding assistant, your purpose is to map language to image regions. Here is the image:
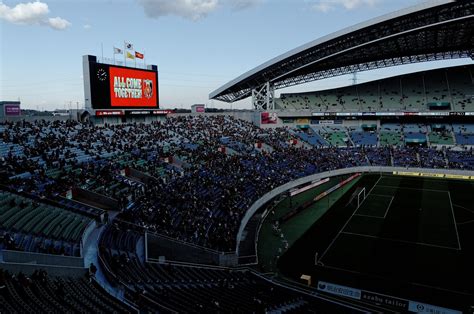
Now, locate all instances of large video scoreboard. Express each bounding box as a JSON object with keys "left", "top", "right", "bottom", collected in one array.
[{"left": 83, "top": 55, "right": 159, "bottom": 110}]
